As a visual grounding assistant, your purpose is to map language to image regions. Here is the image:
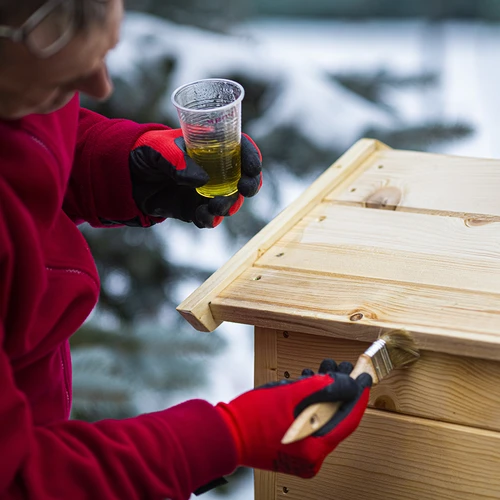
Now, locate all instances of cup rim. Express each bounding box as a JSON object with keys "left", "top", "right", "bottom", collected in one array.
[{"left": 171, "top": 78, "right": 245, "bottom": 114}]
